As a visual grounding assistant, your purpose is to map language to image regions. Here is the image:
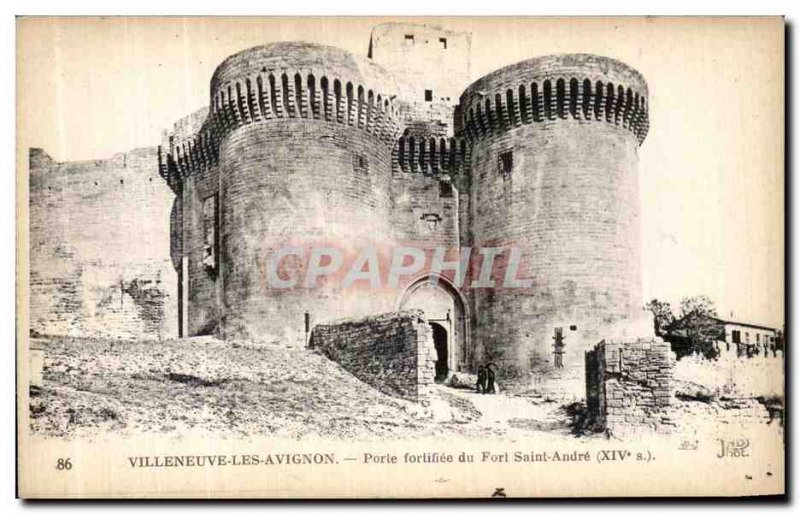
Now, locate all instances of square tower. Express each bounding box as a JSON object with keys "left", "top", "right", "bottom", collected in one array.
[{"left": 368, "top": 22, "right": 471, "bottom": 105}]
